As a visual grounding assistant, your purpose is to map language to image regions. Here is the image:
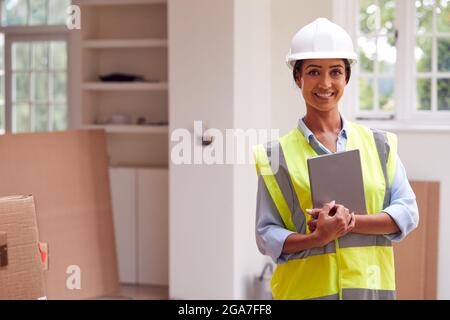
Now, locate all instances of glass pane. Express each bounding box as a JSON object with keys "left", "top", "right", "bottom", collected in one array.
[
  {"left": 14, "top": 103, "right": 30, "bottom": 132},
  {"left": 0, "top": 75, "right": 4, "bottom": 103},
  {"left": 35, "top": 104, "right": 49, "bottom": 131},
  {"left": 0, "top": 105, "right": 4, "bottom": 134},
  {"left": 13, "top": 43, "right": 30, "bottom": 70},
  {"left": 358, "top": 37, "right": 376, "bottom": 72},
  {"left": 32, "top": 42, "right": 49, "bottom": 71},
  {"left": 359, "top": 78, "right": 374, "bottom": 110},
  {"left": 0, "top": 35, "right": 4, "bottom": 70},
  {"left": 380, "top": 0, "right": 395, "bottom": 34},
  {"left": 416, "top": 78, "right": 432, "bottom": 110},
  {"left": 49, "top": 0, "right": 70, "bottom": 25},
  {"left": 52, "top": 72, "right": 67, "bottom": 102},
  {"left": 53, "top": 104, "right": 67, "bottom": 131},
  {"left": 360, "top": 0, "right": 378, "bottom": 34},
  {"left": 34, "top": 73, "right": 49, "bottom": 102},
  {"left": 379, "top": 78, "right": 395, "bottom": 111},
  {"left": 437, "top": 78, "right": 450, "bottom": 110},
  {"left": 378, "top": 36, "right": 396, "bottom": 74},
  {"left": 50, "top": 42, "right": 67, "bottom": 70},
  {"left": 416, "top": 0, "right": 434, "bottom": 34},
  {"left": 2, "top": 0, "right": 28, "bottom": 25},
  {"left": 30, "top": 0, "right": 47, "bottom": 25},
  {"left": 437, "top": 0, "right": 450, "bottom": 32},
  {"left": 437, "top": 38, "right": 450, "bottom": 72},
  {"left": 13, "top": 73, "right": 29, "bottom": 102},
  {"left": 415, "top": 37, "right": 433, "bottom": 72}
]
